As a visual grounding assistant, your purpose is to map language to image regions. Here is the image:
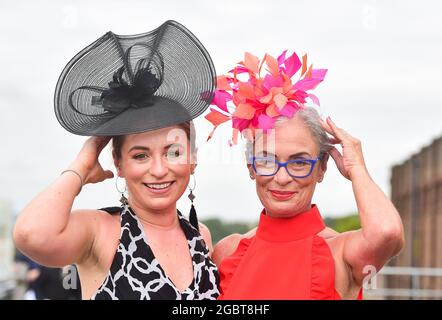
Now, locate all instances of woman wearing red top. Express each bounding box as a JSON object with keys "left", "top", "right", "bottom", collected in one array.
[{"left": 207, "top": 51, "right": 405, "bottom": 300}]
